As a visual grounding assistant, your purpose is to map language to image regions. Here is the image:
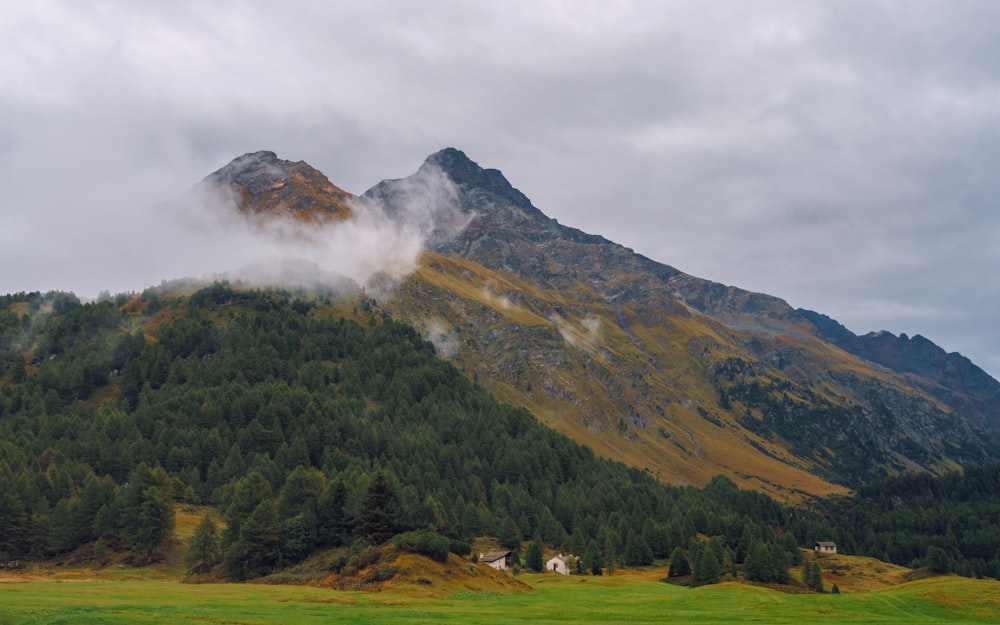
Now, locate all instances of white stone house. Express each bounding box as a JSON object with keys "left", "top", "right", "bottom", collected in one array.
[
  {"left": 814, "top": 541, "right": 837, "bottom": 554},
  {"left": 546, "top": 553, "right": 574, "bottom": 575}
]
